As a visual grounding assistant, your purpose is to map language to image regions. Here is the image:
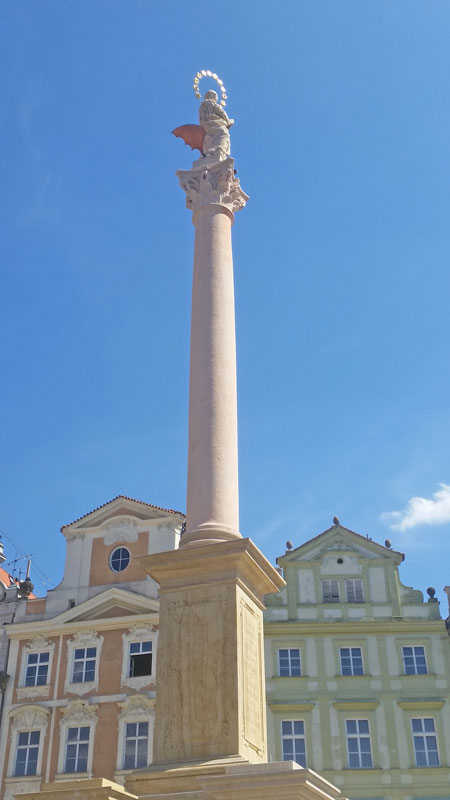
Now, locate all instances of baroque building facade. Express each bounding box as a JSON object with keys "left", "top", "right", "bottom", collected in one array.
[
  {"left": 0, "top": 496, "right": 184, "bottom": 800},
  {"left": 1, "top": 507, "right": 449, "bottom": 800},
  {"left": 264, "top": 523, "right": 450, "bottom": 800}
]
